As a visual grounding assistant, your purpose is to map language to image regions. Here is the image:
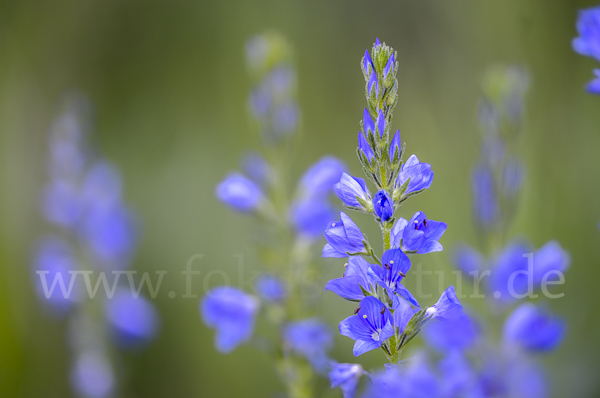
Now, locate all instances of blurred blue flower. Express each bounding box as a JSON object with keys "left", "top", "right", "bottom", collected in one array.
[
  {"left": 339, "top": 296, "right": 394, "bottom": 356},
  {"left": 368, "top": 248, "right": 411, "bottom": 296},
  {"left": 573, "top": 6, "right": 600, "bottom": 61},
  {"left": 255, "top": 274, "right": 287, "bottom": 302},
  {"left": 41, "top": 180, "right": 82, "bottom": 229},
  {"left": 201, "top": 287, "right": 259, "bottom": 353},
  {"left": 531, "top": 241, "right": 570, "bottom": 286},
  {"left": 396, "top": 154, "right": 434, "bottom": 195},
  {"left": 438, "top": 351, "right": 477, "bottom": 397},
  {"left": 373, "top": 190, "right": 393, "bottom": 221},
  {"left": 334, "top": 173, "right": 371, "bottom": 210},
  {"left": 472, "top": 163, "right": 499, "bottom": 228},
  {"left": 362, "top": 369, "right": 408, "bottom": 398},
  {"left": 503, "top": 303, "right": 565, "bottom": 352},
  {"left": 322, "top": 212, "right": 366, "bottom": 258},
  {"left": 423, "top": 314, "right": 478, "bottom": 353},
  {"left": 329, "top": 363, "right": 364, "bottom": 398},
  {"left": 105, "top": 288, "right": 159, "bottom": 349},
  {"left": 249, "top": 85, "right": 271, "bottom": 118},
  {"left": 241, "top": 151, "right": 272, "bottom": 186},
  {"left": 81, "top": 161, "right": 122, "bottom": 209},
  {"left": 502, "top": 159, "right": 524, "bottom": 197},
  {"left": 216, "top": 172, "right": 264, "bottom": 212},
  {"left": 587, "top": 69, "right": 600, "bottom": 94},
  {"left": 453, "top": 244, "right": 485, "bottom": 275},
  {"left": 290, "top": 197, "right": 335, "bottom": 238},
  {"left": 391, "top": 211, "right": 447, "bottom": 254},
  {"left": 299, "top": 156, "right": 346, "bottom": 198},
  {"left": 358, "top": 131, "right": 375, "bottom": 165},
  {"left": 326, "top": 256, "right": 376, "bottom": 301},
  {"left": 426, "top": 286, "right": 463, "bottom": 320},
  {"left": 273, "top": 101, "right": 299, "bottom": 136},
  {"left": 283, "top": 318, "right": 332, "bottom": 372},
  {"left": 70, "top": 350, "right": 115, "bottom": 398}
]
